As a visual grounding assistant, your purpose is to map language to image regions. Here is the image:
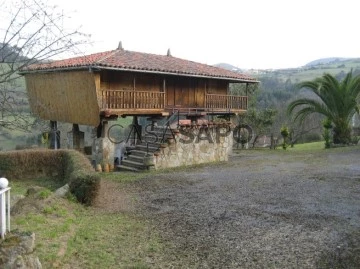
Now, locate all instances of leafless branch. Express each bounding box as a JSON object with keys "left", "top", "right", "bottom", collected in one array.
[{"left": 0, "top": 0, "right": 90, "bottom": 133}]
